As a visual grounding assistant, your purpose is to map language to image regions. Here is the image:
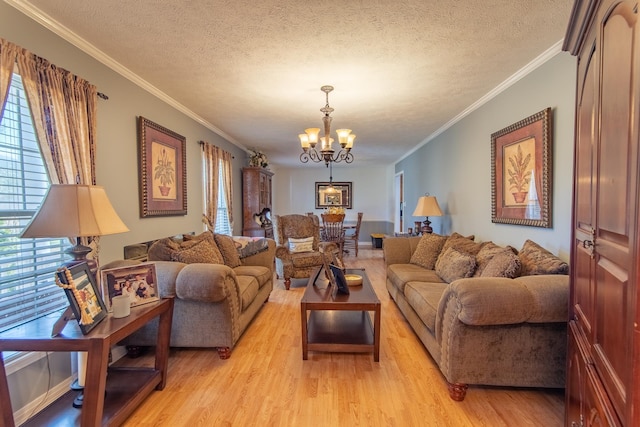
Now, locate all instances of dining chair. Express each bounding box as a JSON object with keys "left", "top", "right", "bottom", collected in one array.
[
  {"left": 343, "top": 212, "right": 363, "bottom": 256},
  {"left": 320, "top": 213, "right": 345, "bottom": 259}
]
